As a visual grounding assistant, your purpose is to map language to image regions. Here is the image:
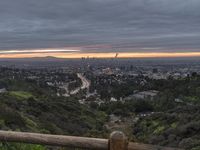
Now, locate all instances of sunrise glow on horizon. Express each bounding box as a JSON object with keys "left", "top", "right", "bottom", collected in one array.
[
  {"left": 0, "top": 50, "right": 200, "bottom": 58},
  {"left": 0, "top": 49, "right": 80, "bottom": 54}
]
